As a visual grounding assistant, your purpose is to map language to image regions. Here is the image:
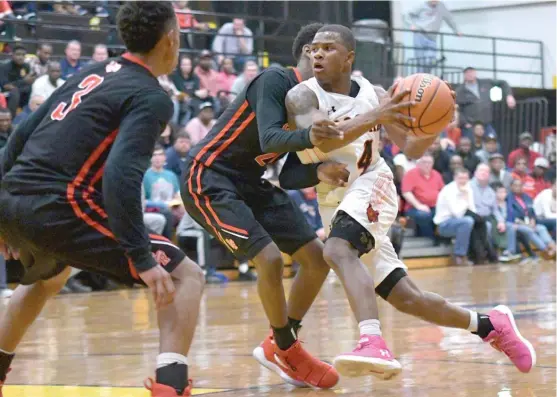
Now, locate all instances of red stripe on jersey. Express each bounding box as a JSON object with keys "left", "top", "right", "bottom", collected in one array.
[{"left": 206, "top": 112, "right": 255, "bottom": 166}]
